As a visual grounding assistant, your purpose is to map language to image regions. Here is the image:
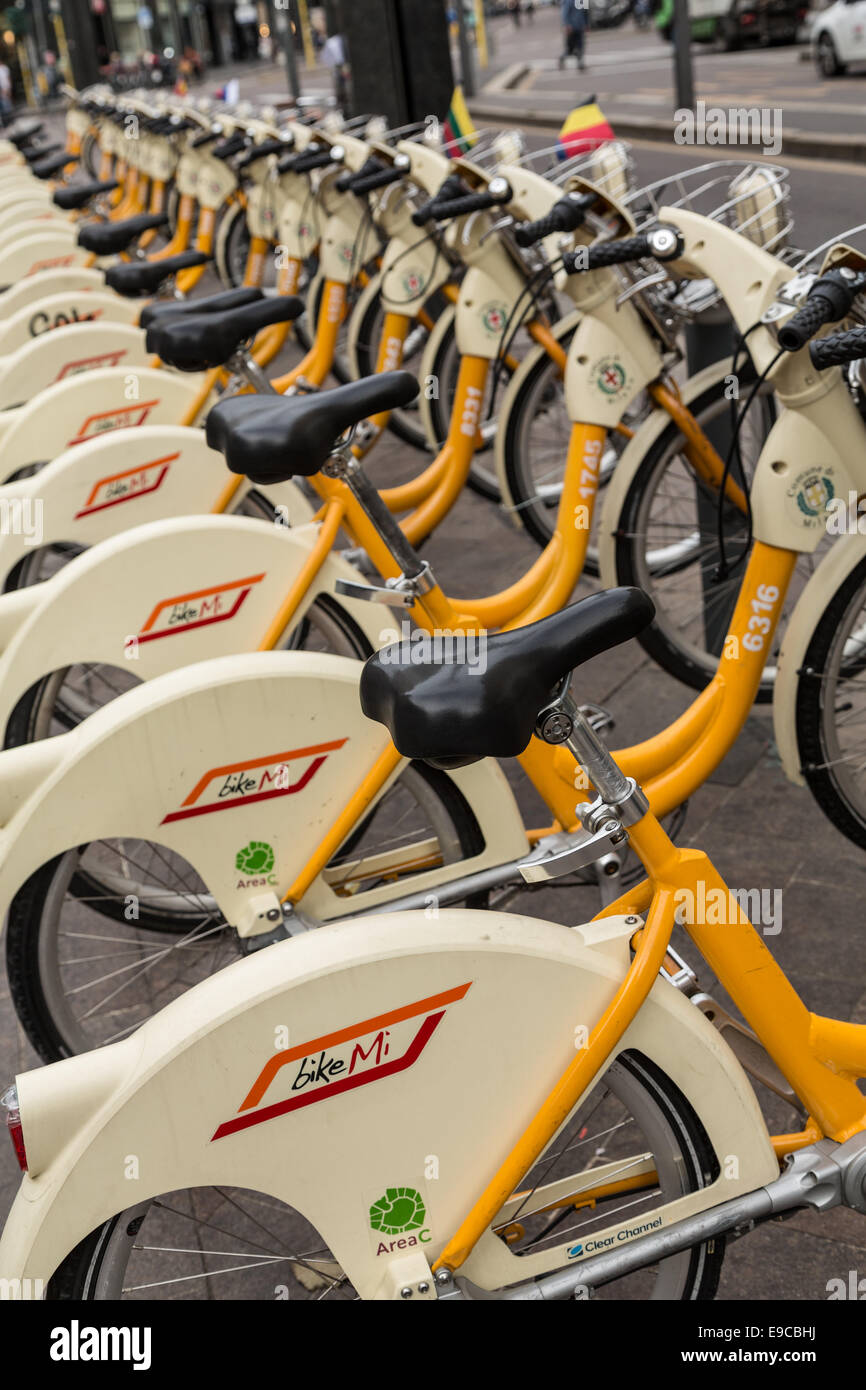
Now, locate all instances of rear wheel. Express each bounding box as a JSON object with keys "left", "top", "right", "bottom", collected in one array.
[
  {"left": 45, "top": 1051, "right": 724, "bottom": 1299},
  {"left": 7, "top": 758, "right": 487, "bottom": 1060},
  {"left": 608, "top": 373, "right": 795, "bottom": 699}
]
